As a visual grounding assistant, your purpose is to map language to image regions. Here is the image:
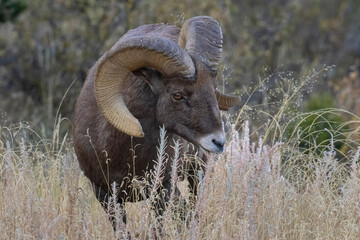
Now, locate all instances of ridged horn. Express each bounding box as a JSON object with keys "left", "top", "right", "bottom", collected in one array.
[
  {"left": 215, "top": 90, "right": 240, "bottom": 111},
  {"left": 94, "top": 36, "right": 195, "bottom": 138},
  {"left": 178, "top": 16, "right": 223, "bottom": 72}
]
